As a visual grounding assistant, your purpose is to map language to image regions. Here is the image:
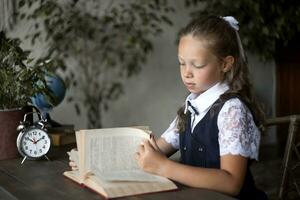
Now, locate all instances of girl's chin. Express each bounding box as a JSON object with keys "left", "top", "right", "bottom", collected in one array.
[
  {"left": 187, "top": 88, "right": 202, "bottom": 94},
  {"left": 186, "top": 87, "right": 207, "bottom": 95},
  {"left": 186, "top": 84, "right": 215, "bottom": 94}
]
